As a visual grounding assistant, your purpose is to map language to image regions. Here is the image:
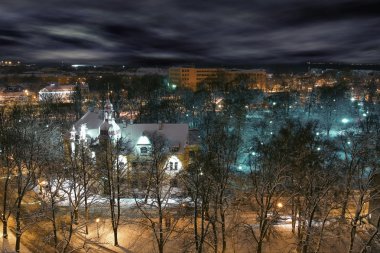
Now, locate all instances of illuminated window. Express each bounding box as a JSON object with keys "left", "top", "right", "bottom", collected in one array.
[{"left": 165, "top": 156, "right": 182, "bottom": 173}]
